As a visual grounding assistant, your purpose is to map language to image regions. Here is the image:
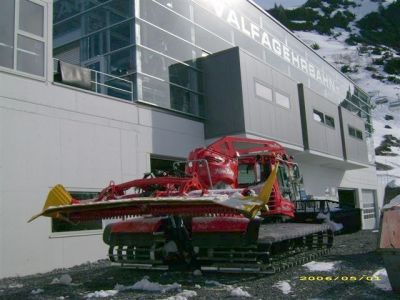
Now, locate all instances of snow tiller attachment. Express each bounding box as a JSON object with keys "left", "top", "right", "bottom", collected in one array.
[{"left": 29, "top": 136, "right": 333, "bottom": 273}]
